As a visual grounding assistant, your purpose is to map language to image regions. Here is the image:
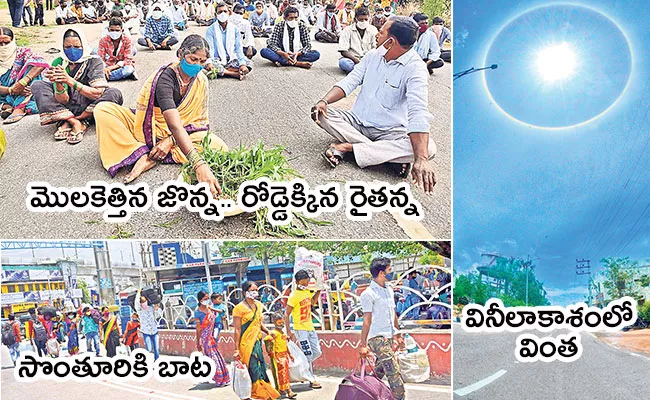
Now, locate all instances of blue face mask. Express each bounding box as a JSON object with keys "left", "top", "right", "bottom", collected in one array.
[
  {"left": 180, "top": 57, "right": 203, "bottom": 77},
  {"left": 64, "top": 47, "right": 83, "bottom": 62},
  {"left": 385, "top": 272, "right": 394, "bottom": 281},
  {"left": 327, "top": 11, "right": 334, "bottom": 17}
]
